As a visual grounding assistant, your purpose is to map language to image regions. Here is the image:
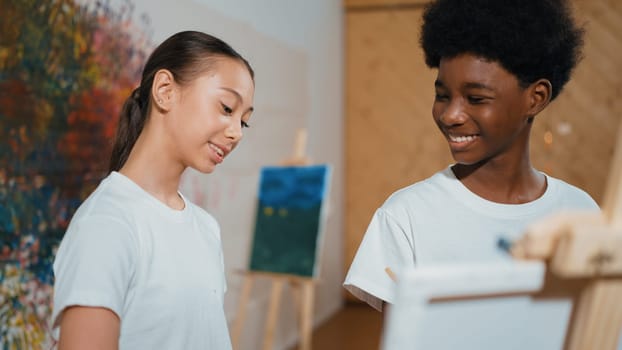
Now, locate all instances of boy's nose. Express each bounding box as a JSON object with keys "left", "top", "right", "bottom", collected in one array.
[{"left": 439, "top": 101, "right": 468, "bottom": 126}]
